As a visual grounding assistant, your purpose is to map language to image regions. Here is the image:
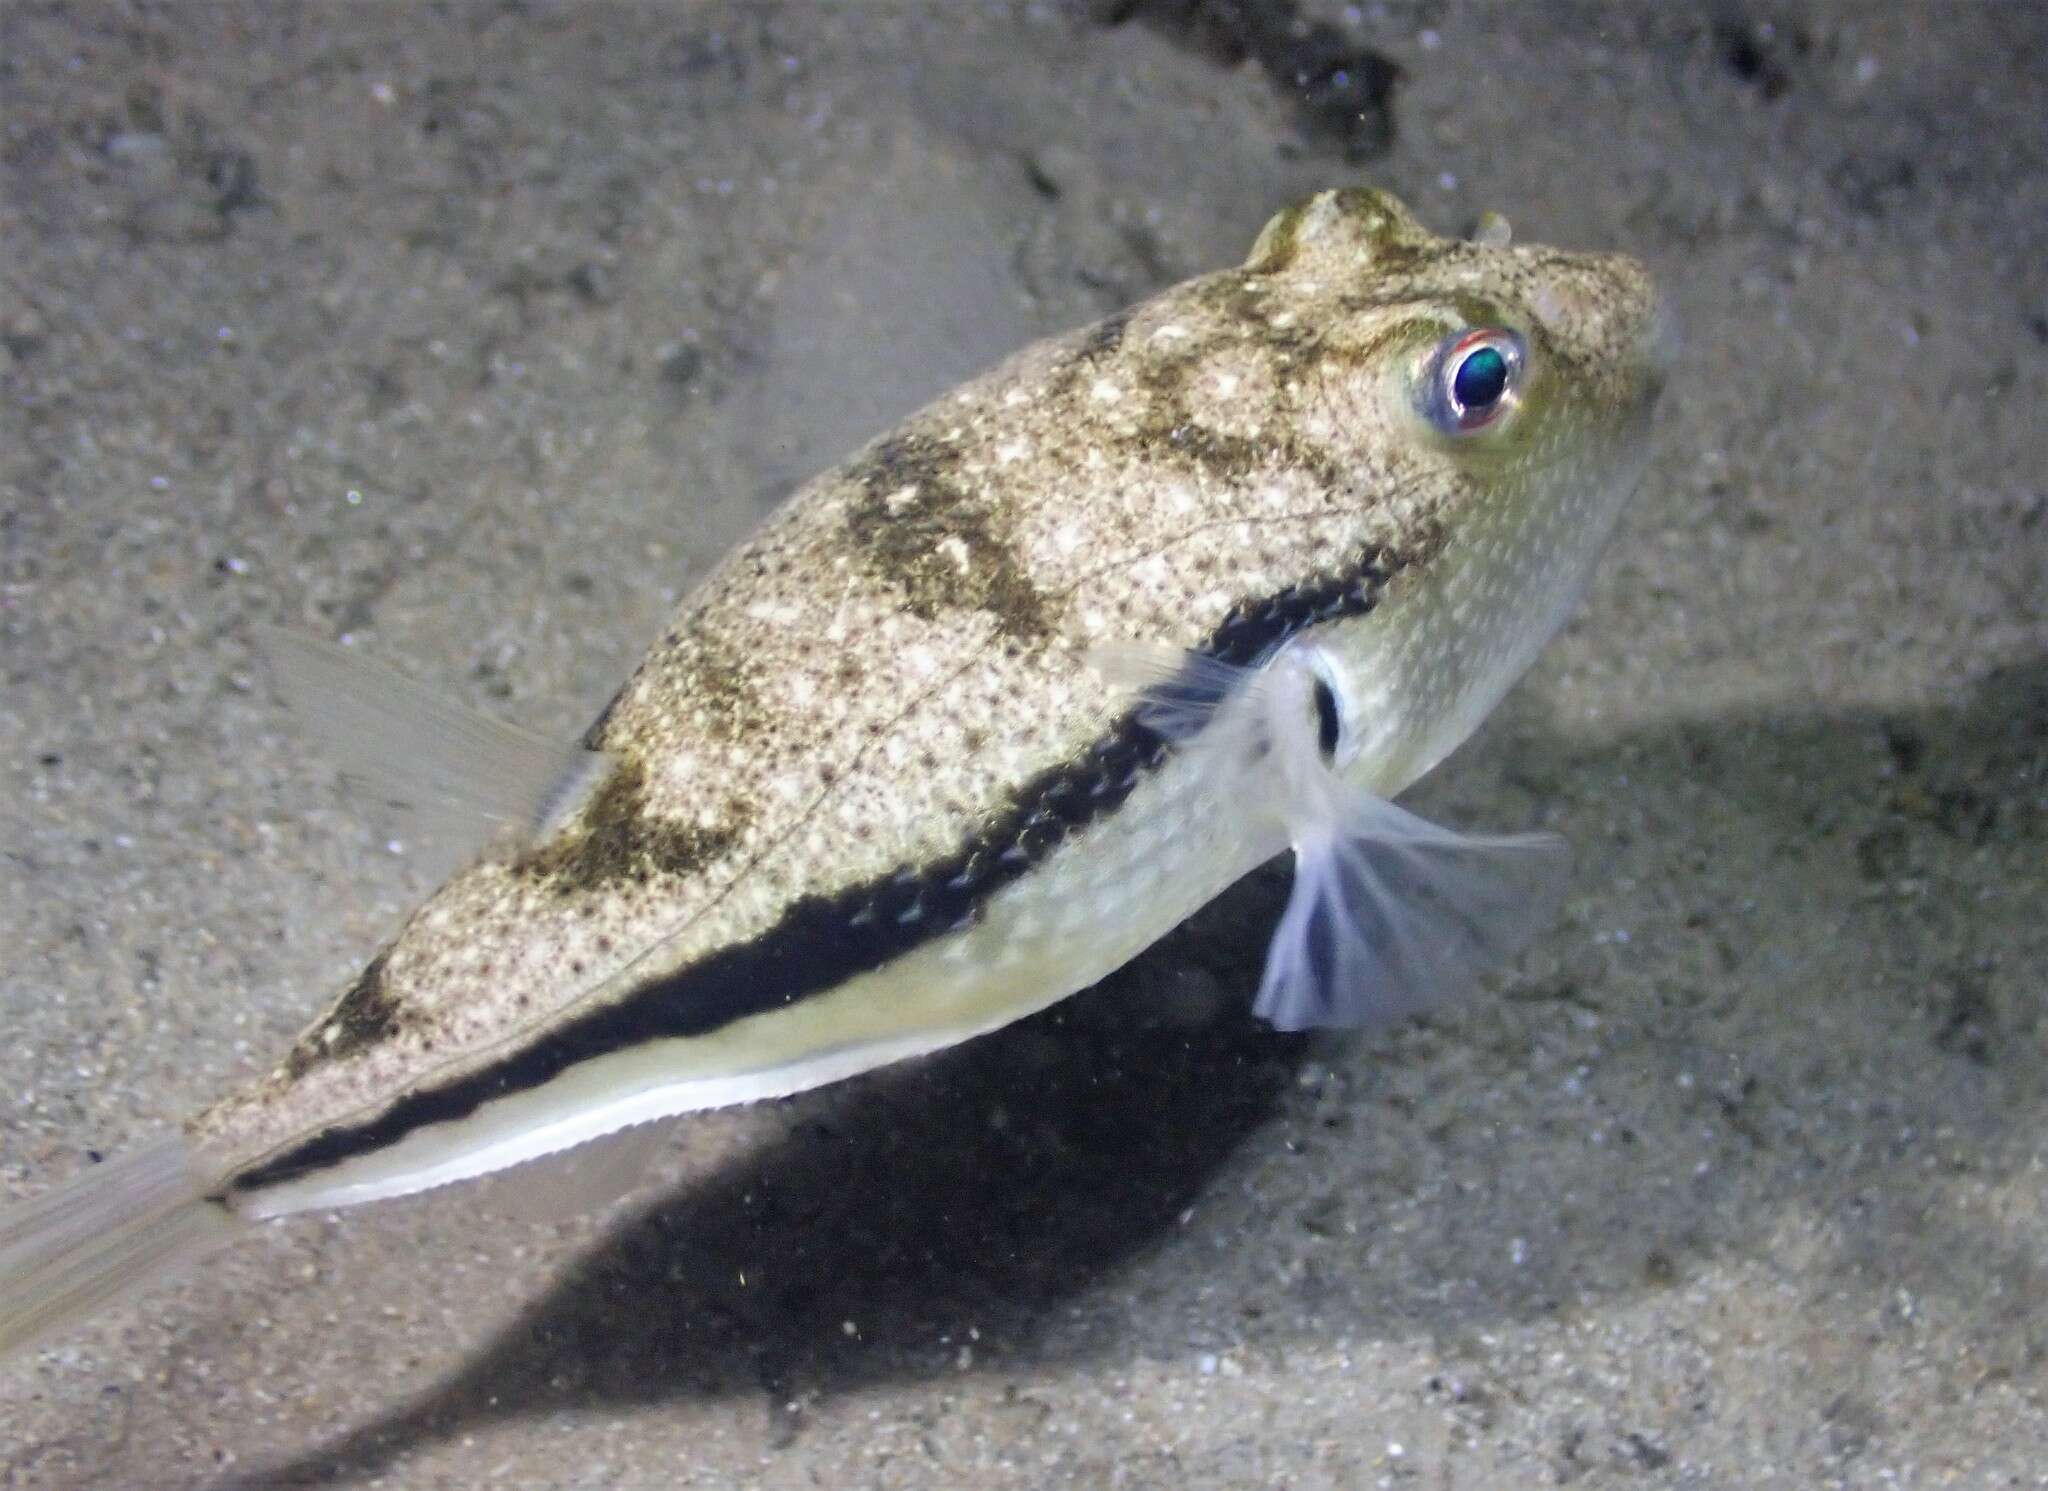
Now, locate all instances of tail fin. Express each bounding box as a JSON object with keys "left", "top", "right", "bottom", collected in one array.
[{"left": 0, "top": 1140, "right": 242, "bottom": 1356}]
